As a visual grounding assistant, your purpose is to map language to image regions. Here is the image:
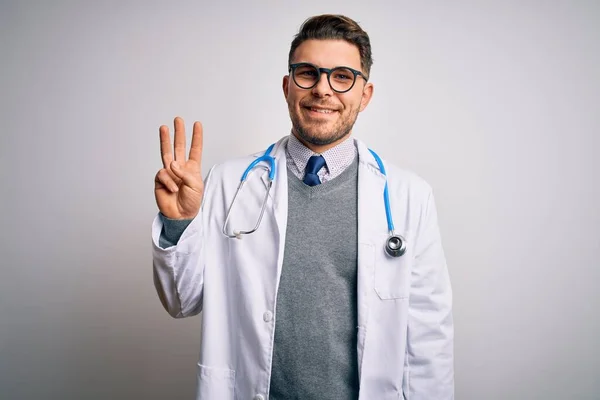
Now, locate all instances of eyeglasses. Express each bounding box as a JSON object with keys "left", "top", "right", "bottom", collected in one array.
[{"left": 288, "top": 62, "right": 368, "bottom": 93}]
